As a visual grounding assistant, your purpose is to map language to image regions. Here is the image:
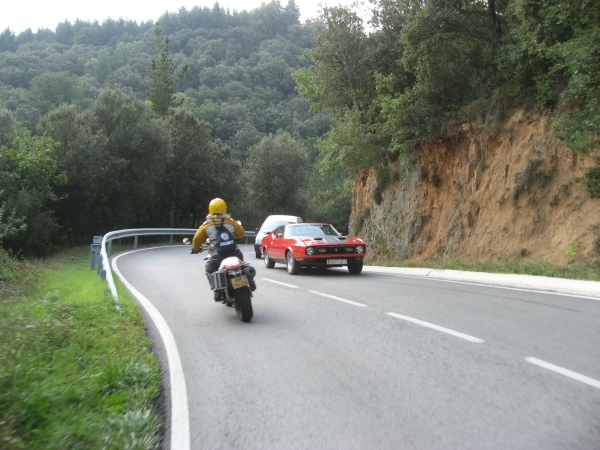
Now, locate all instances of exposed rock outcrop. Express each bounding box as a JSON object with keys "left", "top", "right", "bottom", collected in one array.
[{"left": 351, "top": 110, "right": 600, "bottom": 265}]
